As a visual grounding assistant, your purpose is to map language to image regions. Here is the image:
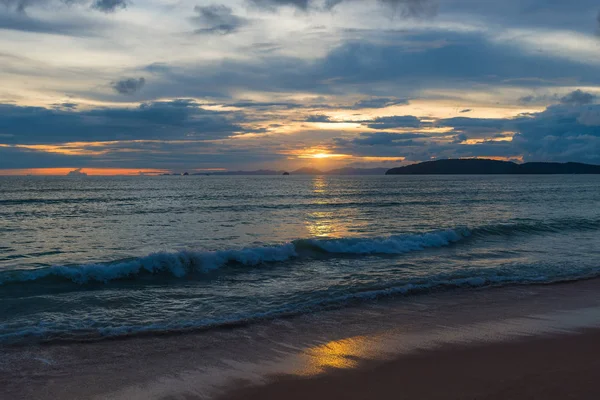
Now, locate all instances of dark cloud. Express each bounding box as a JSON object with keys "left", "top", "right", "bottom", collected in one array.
[
  {"left": 329, "top": 102, "right": 600, "bottom": 165},
  {"left": 435, "top": 116, "right": 510, "bottom": 140},
  {"left": 0, "top": 11, "right": 102, "bottom": 36},
  {"left": 437, "top": 117, "right": 505, "bottom": 129},
  {"left": 2, "top": 102, "right": 600, "bottom": 169},
  {"left": 393, "top": 0, "right": 438, "bottom": 17},
  {"left": 332, "top": 132, "right": 427, "bottom": 158},
  {"left": 51, "top": 102, "right": 78, "bottom": 110},
  {"left": 92, "top": 0, "right": 126, "bottom": 13},
  {"left": 0, "top": 100, "right": 246, "bottom": 145},
  {"left": 364, "top": 115, "right": 422, "bottom": 129},
  {"left": 144, "top": 63, "right": 171, "bottom": 74},
  {"left": 305, "top": 114, "right": 332, "bottom": 122},
  {"left": 1, "top": 0, "right": 127, "bottom": 13},
  {"left": 512, "top": 104, "right": 600, "bottom": 163},
  {"left": 351, "top": 97, "right": 409, "bottom": 109},
  {"left": 519, "top": 95, "right": 535, "bottom": 104},
  {"left": 228, "top": 101, "right": 305, "bottom": 109},
  {"left": 111, "top": 77, "right": 146, "bottom": 95},
  {"left": 459, "top": 109, "right": 471, "bottom": 113},
  {"left": 192, "top": 4, "right": 248, "bottom": 35},
  {"left": 560, "top": 89, "right": 596, "bottom": 106},
  {"left": 253, "top": 0, "right": 438, "bottom": 17},
  {"left": 518, "top": 93, "right": 562, "bottom": 105},
  {"left": 350, "top": 131, "right": 428, "bottom": 145},
  {"left": 0, "top": 145, "right": 90, "bottom": 169},
  {"left": 0, "top": 138, "right": 288, "bottom": 170},
  {"left": 249, "top": 0, "right": 310, "bottom": 11},
  {"left": 0, "top": 0, "right": 48, "bottom": 13},
  {"left": 143, "top": 31, "right": 600, "bottom": 100}
]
